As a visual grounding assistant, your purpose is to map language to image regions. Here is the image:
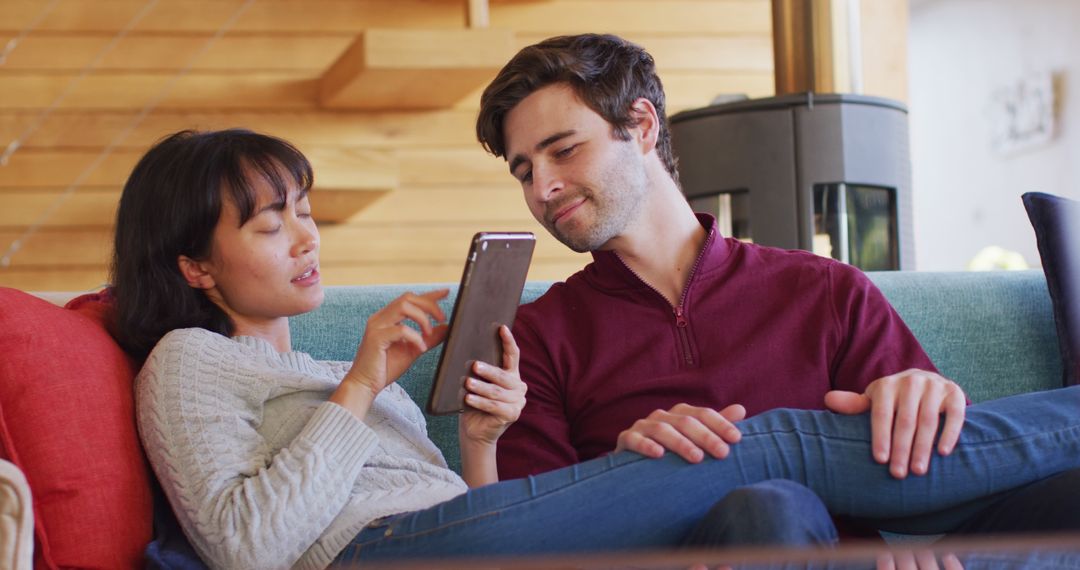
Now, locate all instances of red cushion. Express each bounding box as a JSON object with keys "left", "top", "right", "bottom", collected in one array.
[{"left": 0, "top": 288, "right": 152, "bottom": 569}]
